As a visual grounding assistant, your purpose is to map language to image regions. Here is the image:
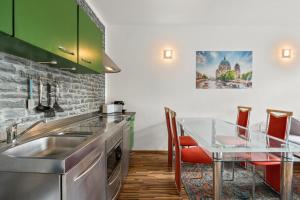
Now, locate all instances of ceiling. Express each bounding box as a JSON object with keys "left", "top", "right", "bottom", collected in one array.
[{"left": 87, "top": 0, "right": 300, "bottom": 26}]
